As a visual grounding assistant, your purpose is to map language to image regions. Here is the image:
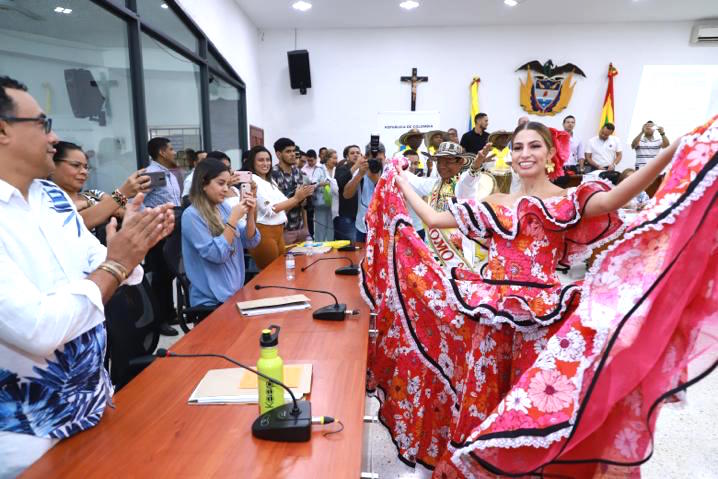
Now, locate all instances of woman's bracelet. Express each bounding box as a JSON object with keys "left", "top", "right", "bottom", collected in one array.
[
  {"left": 224, "top": 222, "right": 236, "bottom": 232},
  {"left": 111, "top": 189, "right": 128, "bottom": 207}
]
